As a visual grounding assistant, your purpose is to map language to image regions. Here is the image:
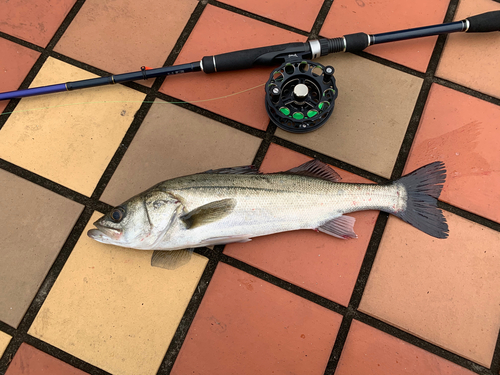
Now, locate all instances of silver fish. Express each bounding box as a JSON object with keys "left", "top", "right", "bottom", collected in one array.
[{"left": 88, "top": 160, "right": 448, "bottom": 269}]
